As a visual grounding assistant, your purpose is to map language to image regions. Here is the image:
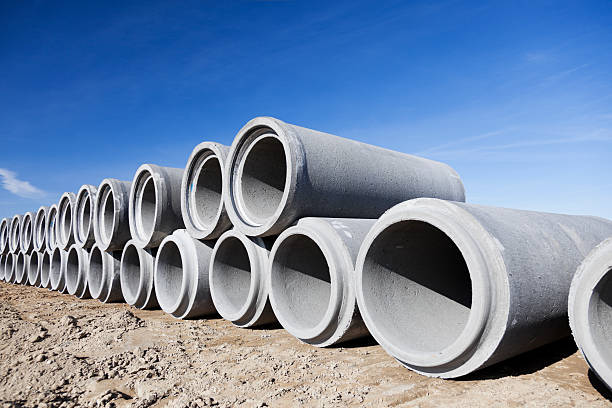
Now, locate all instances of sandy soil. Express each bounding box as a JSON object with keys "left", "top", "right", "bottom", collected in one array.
[{"left": 0, "top": 282, "right": 610, "bottom": 408}]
